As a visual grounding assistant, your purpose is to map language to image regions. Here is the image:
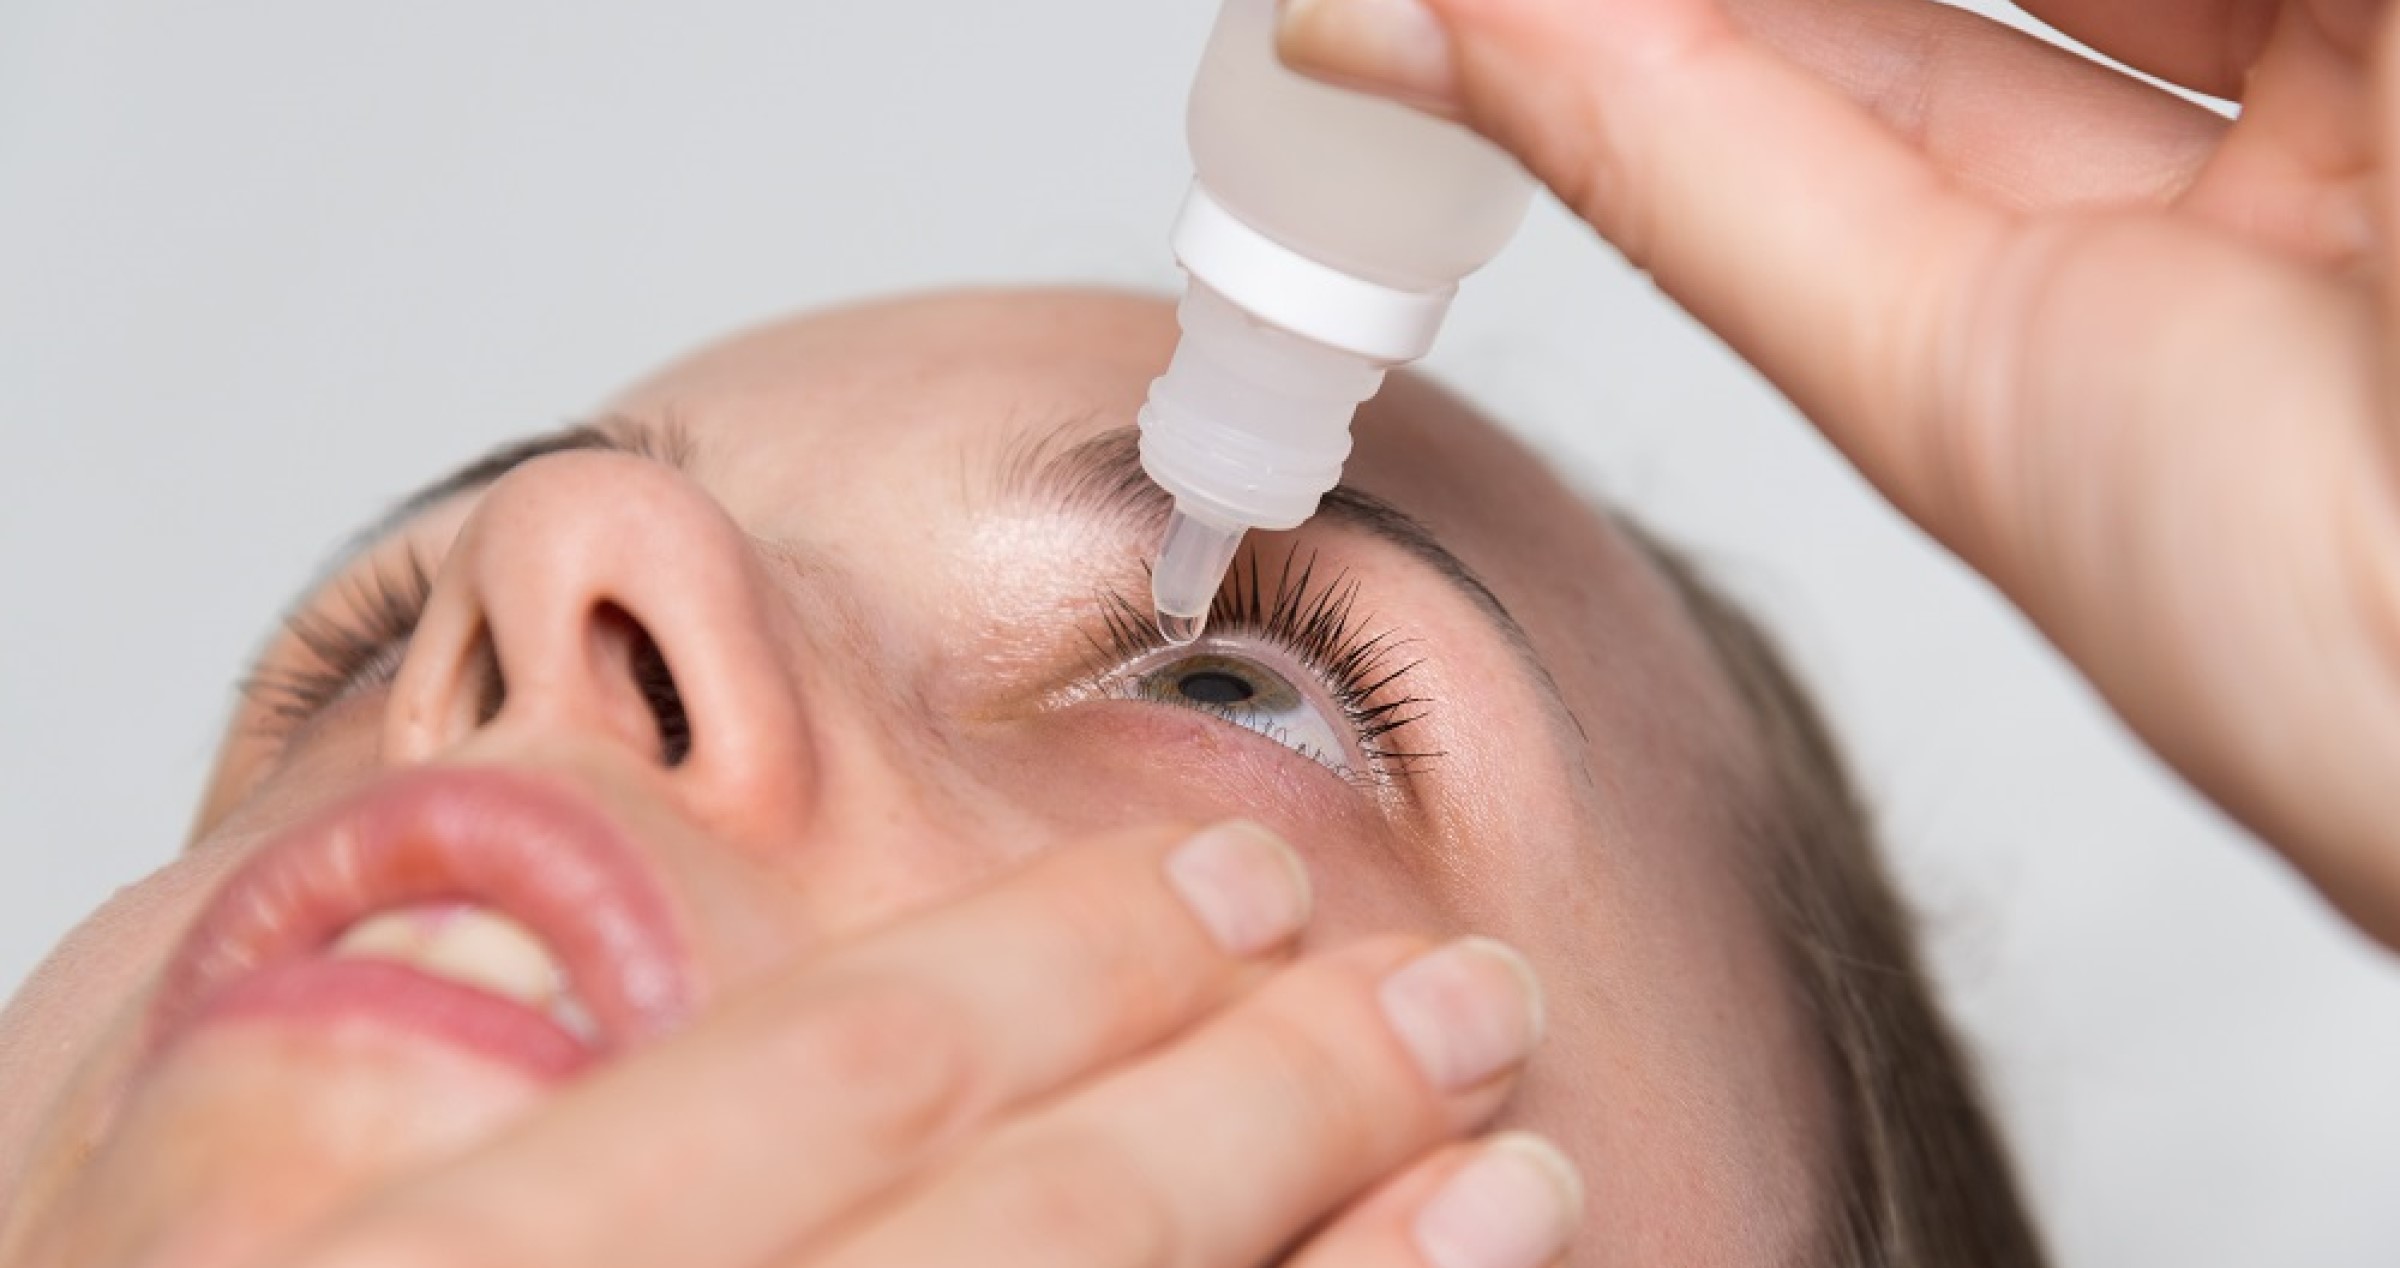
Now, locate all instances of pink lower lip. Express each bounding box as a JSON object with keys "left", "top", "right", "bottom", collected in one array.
[
  {"left": 195, "top": 957, "right": 592, "bottom": 1079},
  {"left": 150, "top": 767, "right": 691, "bottom": 1073}
]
